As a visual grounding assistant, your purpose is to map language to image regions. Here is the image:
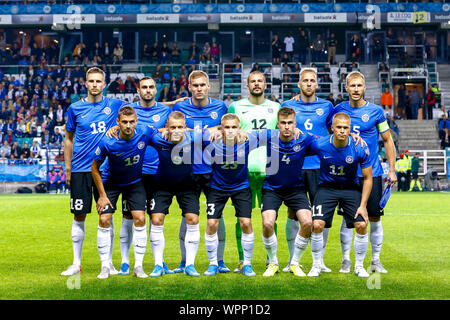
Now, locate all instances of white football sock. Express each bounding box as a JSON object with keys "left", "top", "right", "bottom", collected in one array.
[
  {"left": 150, "top": 224, "right": 165, "bottom": 267},
  {"left": 285, "top": 217, "right": 299, "bottom": 264},
  {"left": 241, "top": 232, "right": 255, "bottom": 266},
  {"left": 179, "top": 217, "right": 187, "bottom": 262},
  {"left": 205, "top": 232, "right": 218, "bottom": 266},
  {"left": 133, "top": 225, "right": 147, "bottom": 268},
  {"left": 262, "top": 233, "right": 278, "bottom": 265},
  {"left": 97, "top": 226, "right": 111, "bottom": 269},
  {"left": 321, "top": 227, "right": 330, "bottom": 263},
  {"left": 370, "top": 221, "right": 383, "bottom": 262},
  {"left": 108, "top": 219, "right": 114, "bottom": 264},
  {"left": 120, "top": 218, "right": 133, "bottom": 265},
  {"left": 185, "top": 223, "right": 200, "bottom": 266},
  {"left": 354, "top": 232, "right": 369, "bottom": 268},
  {"left": 340, "top": 219, "right": 354, "bottom": 262},
  {"left": 310, "top": 232, "right": 323, "bottom": 267},
  {"left": 71, "top": 219, "right": 85, "bottom": 266},
  {"left": 290, "top": 234, "right": 310, "bottom": 266},
  {"left": 217, "top": 216, "right": 226, "bottom": 262}
]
